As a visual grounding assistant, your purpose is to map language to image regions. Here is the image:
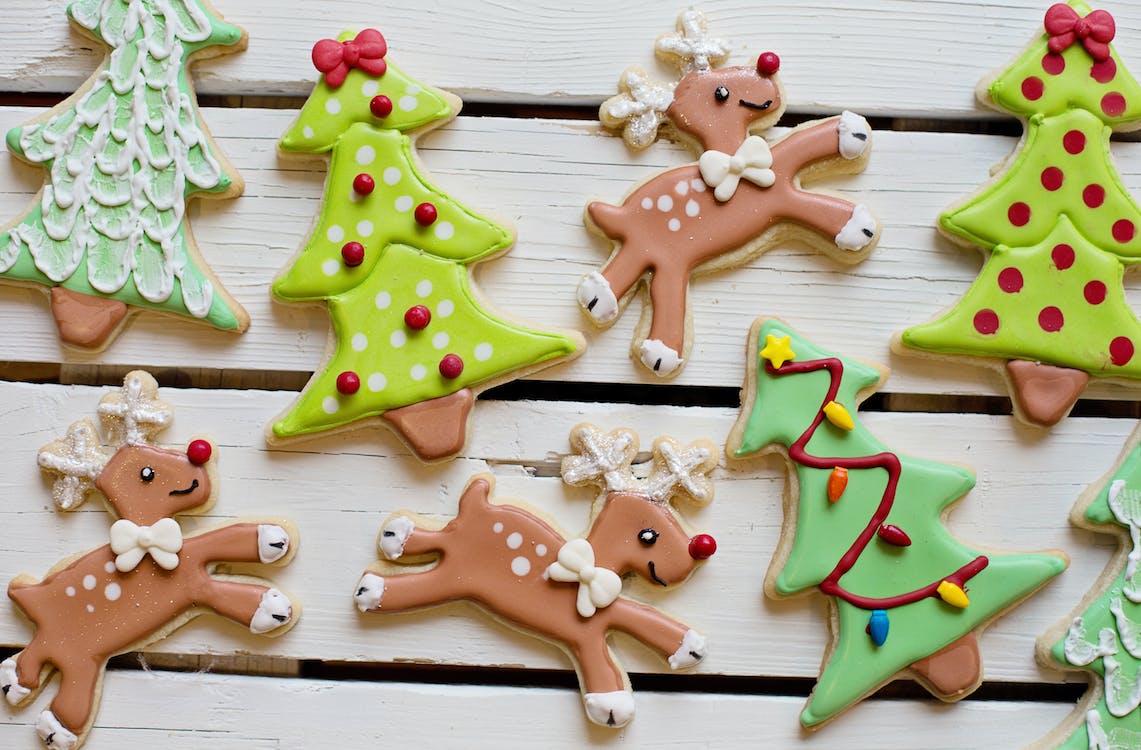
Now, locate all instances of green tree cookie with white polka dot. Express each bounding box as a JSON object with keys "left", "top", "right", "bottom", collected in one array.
[
  {"left": 270, "top": 29, "right": 583, "bottom": 460},
  {"left": 902, "top": 1, "right": 1141, "bottom": 427}
]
